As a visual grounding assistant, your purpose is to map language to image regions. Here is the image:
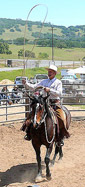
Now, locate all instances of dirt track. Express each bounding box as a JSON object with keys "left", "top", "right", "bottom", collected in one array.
[{"left": 0, "top": 119, "right": 85, "bottom": 187}]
